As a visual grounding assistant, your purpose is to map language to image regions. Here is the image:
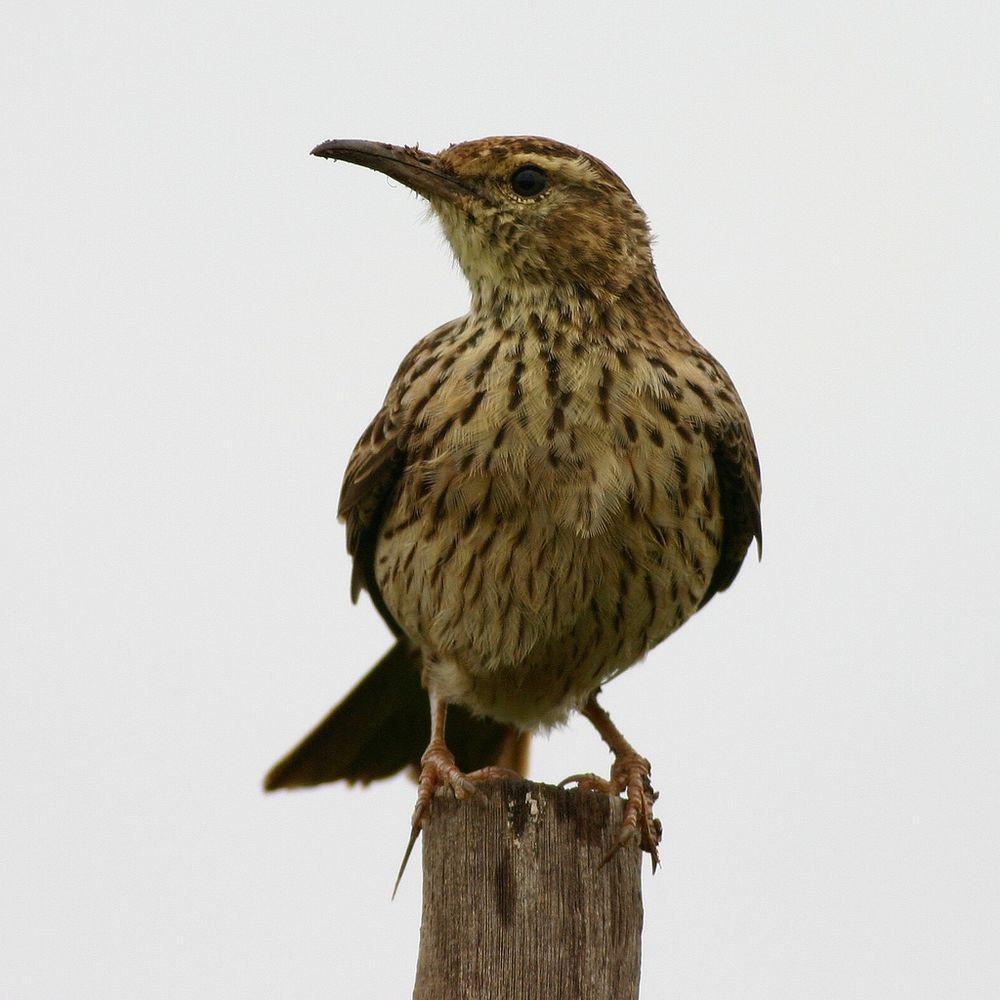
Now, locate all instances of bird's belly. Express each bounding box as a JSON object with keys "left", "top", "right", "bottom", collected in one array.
[{"left": 374, "top": 427, "right": 722, "bottom": 727}]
